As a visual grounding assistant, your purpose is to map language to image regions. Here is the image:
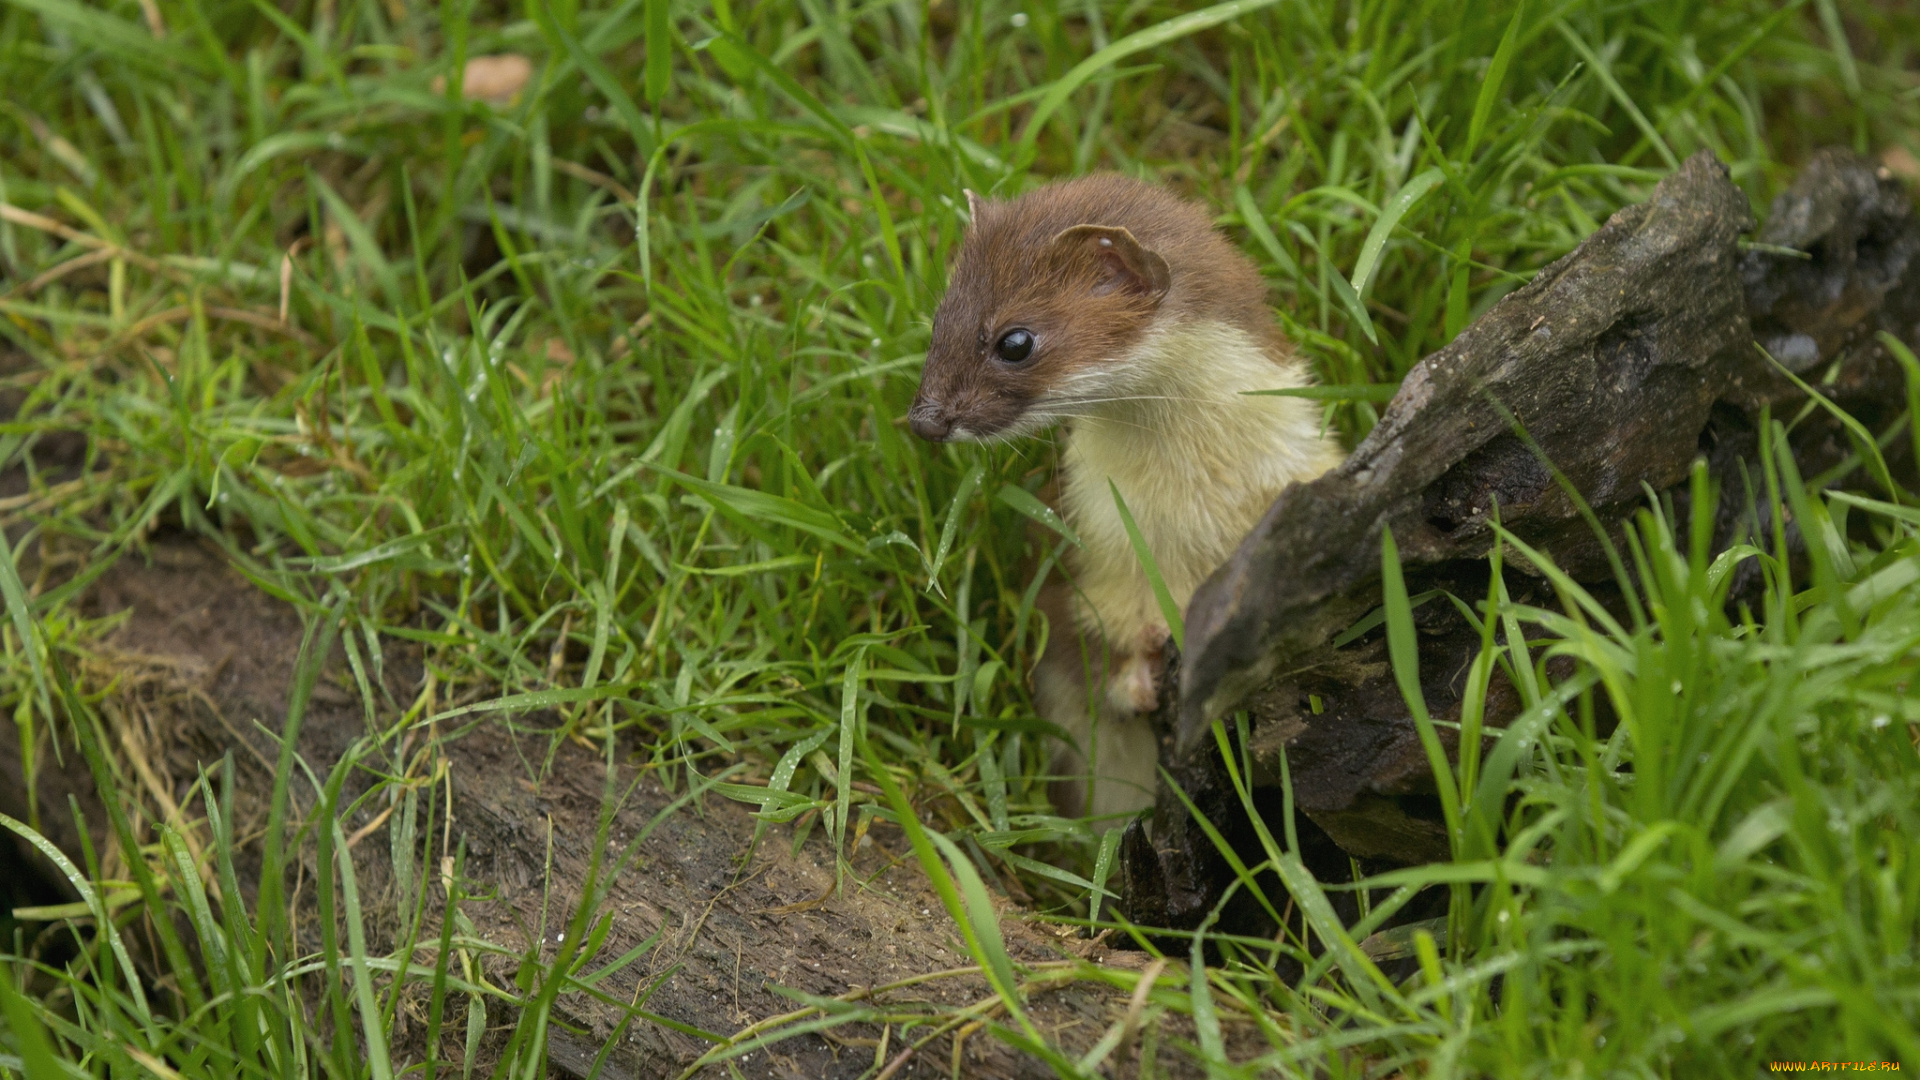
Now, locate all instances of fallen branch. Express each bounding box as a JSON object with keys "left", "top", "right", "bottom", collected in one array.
[{"left": 1121, "top": 149, "right": 1920, "bottom": 936}]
